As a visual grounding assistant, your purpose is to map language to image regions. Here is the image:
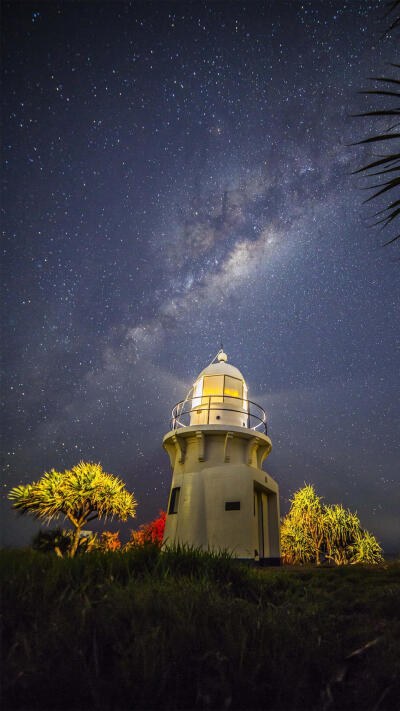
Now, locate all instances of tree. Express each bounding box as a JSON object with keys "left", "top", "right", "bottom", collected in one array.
[
  {"left": 281, "top": 485, "right": 383, "bottom": 566},
  {"left": 125, "top": 510, "right": 166, "bottom": 548},
  {"left": 323, "top": 504, "right": 360, "bottom": 566},
  {"left": 351, "top": 528, "right": 385, "bottom": 564},
  {"left": 9, "top": 461, "right": 137, "bottom": 558},
  {"left": 280, "top": 485, "right": 325, "bottom": 565}
]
